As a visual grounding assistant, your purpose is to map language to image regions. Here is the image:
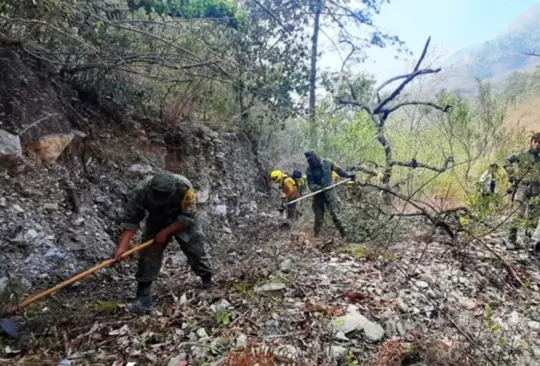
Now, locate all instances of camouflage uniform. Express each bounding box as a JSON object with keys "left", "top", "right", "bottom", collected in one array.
[
  {"left": 121, "top": 173, "right": 213, "bottom": 284},
  {"left": 305, "top": 151, "right": 354, "bottom": 238},
  {"left": 503, "top": 149, "right": 540, "bottom": 248}
]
